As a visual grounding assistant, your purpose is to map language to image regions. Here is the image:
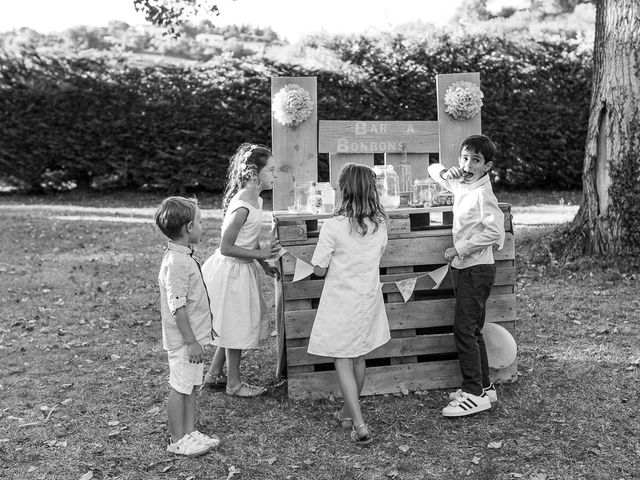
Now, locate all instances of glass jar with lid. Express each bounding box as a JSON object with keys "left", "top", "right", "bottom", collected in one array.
[
  {"left": 372, "top": 165, "right": 400, "bottom": 210},
  {"left": 411, "top": 177, "right": 440, "bottom": 207}
]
